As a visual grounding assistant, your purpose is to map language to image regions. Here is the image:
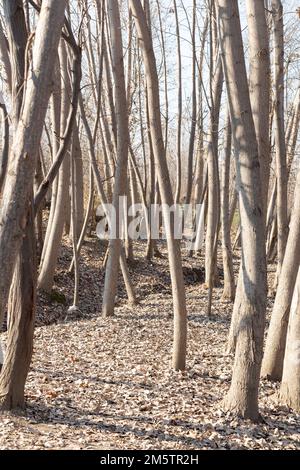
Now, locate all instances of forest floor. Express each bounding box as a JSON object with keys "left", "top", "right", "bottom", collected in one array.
[{"left": 0, "top": 234, "right": 300, "bottom": 450}]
